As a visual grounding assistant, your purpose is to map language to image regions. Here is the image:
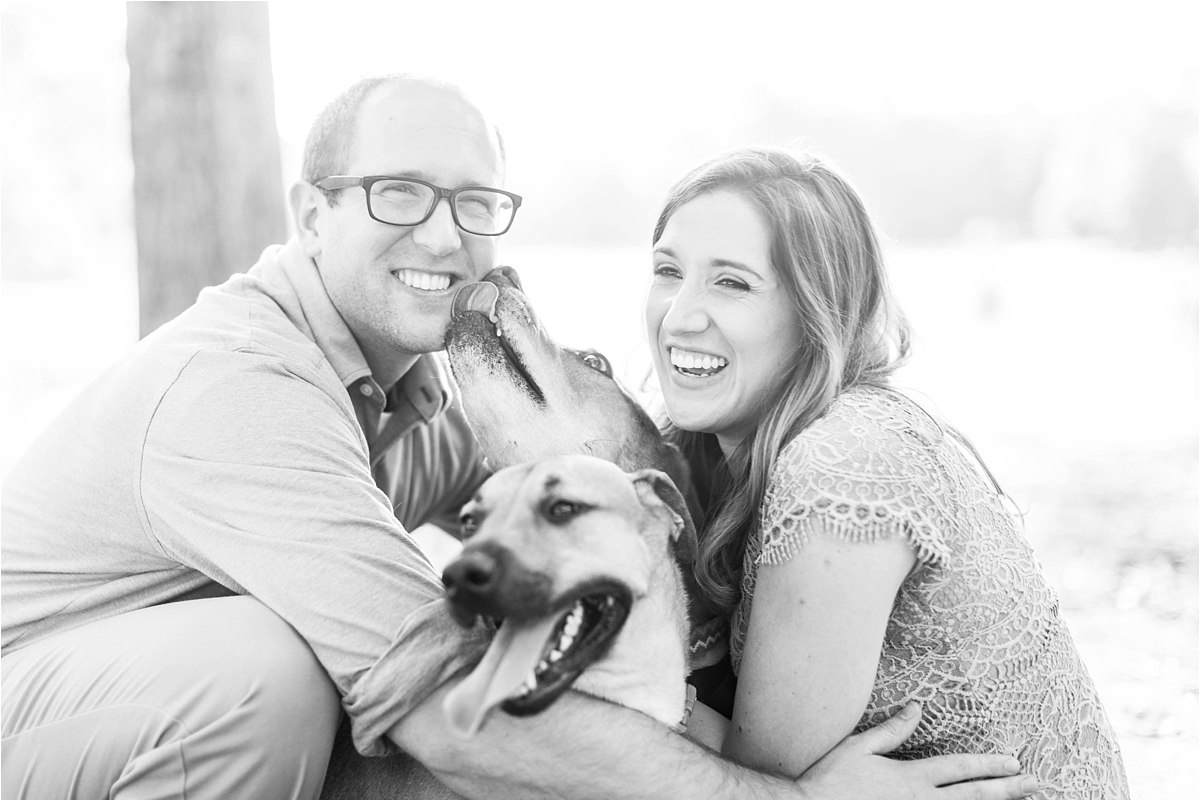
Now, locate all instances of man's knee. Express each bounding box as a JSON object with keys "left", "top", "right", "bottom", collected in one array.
[
  {"left": 164, "top": 598, "right": 342, "bottom": 797},
  {"left": 209, "top": 596, "right": 342, "bottom": 716},
  {"left": 158, "top": 597, "right": 343, "bottom": 775},
  {"left": 2, "top": 597, "right": 343, "bottom": 799}
]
